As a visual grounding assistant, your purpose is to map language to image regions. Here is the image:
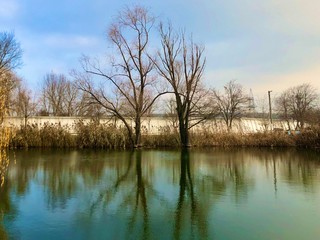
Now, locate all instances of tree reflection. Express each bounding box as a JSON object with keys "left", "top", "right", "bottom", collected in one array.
[
  {"left": 0, "top": 171, "right": 17, "bottom": 239},
  {"left": 0, "top": 149, "right": 14, "bottom": 240},
  {"left": 89, "top": 150, "right": 152, "bottom": 239},
  {"left": 0, "top": 180, "right": 10, "bottom": 240},
  {"left": 258, "top": 149, "right": 320, "bottom": 193},
  {"left": 41, "top": 150, "right": 106, "bottom": 210},
  {"left": 174, "top": 149, "right": 208, "bottom": 240},
  {"left": 281, "top": 150, "right": 320, "bottom": 191},
  {"left": 1, "top": 149, "right": 320, "bottom": 238},
  {"left": 224, "top": 150, "right": 253, "bottom": 203},
  {"left": 0, "top": 149, "right": 9, "bottom": 188}
]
